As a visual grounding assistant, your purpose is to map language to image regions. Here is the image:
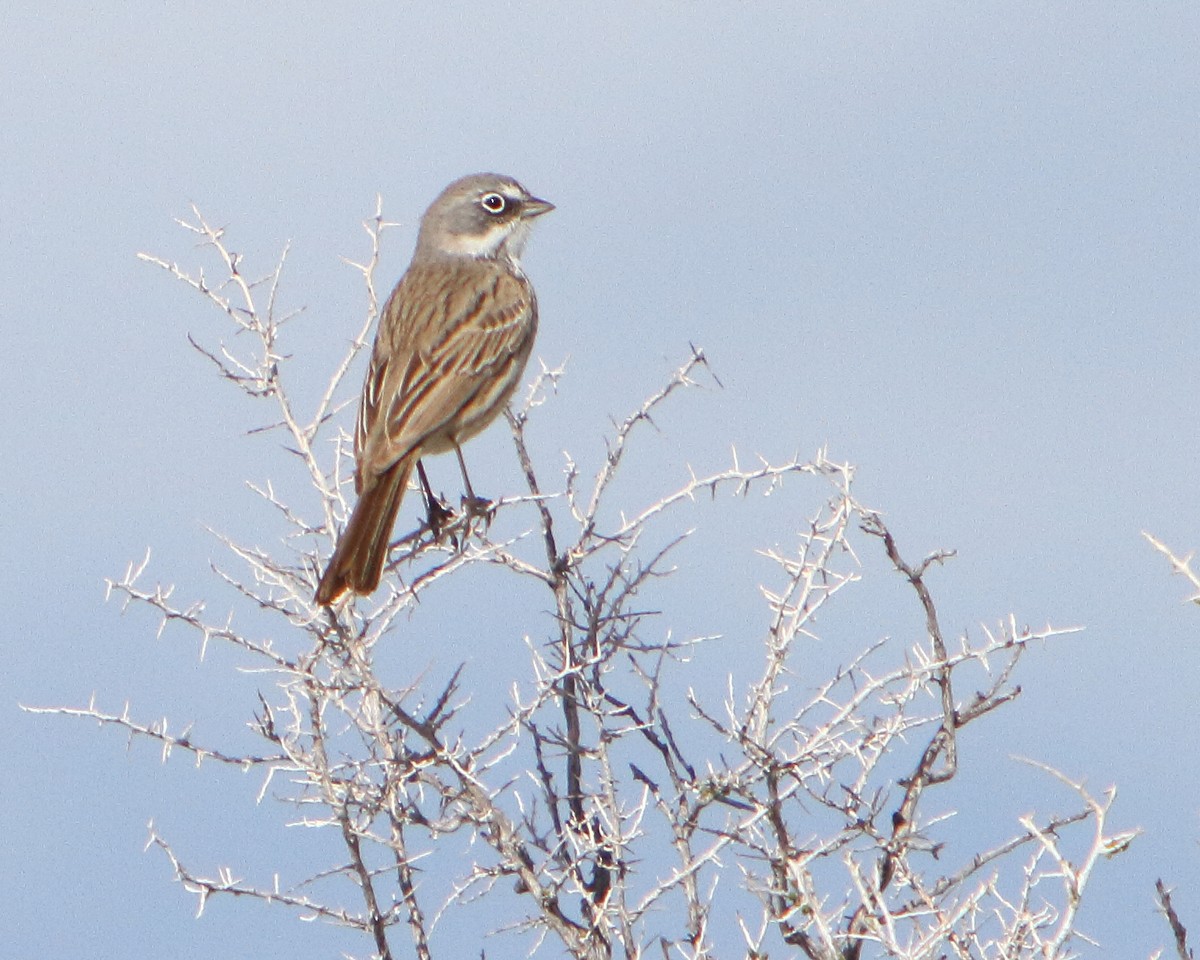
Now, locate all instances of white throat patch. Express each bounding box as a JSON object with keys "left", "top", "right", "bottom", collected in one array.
[{"left": 440, "top": 218, "right": 529, "bottom": 265}]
